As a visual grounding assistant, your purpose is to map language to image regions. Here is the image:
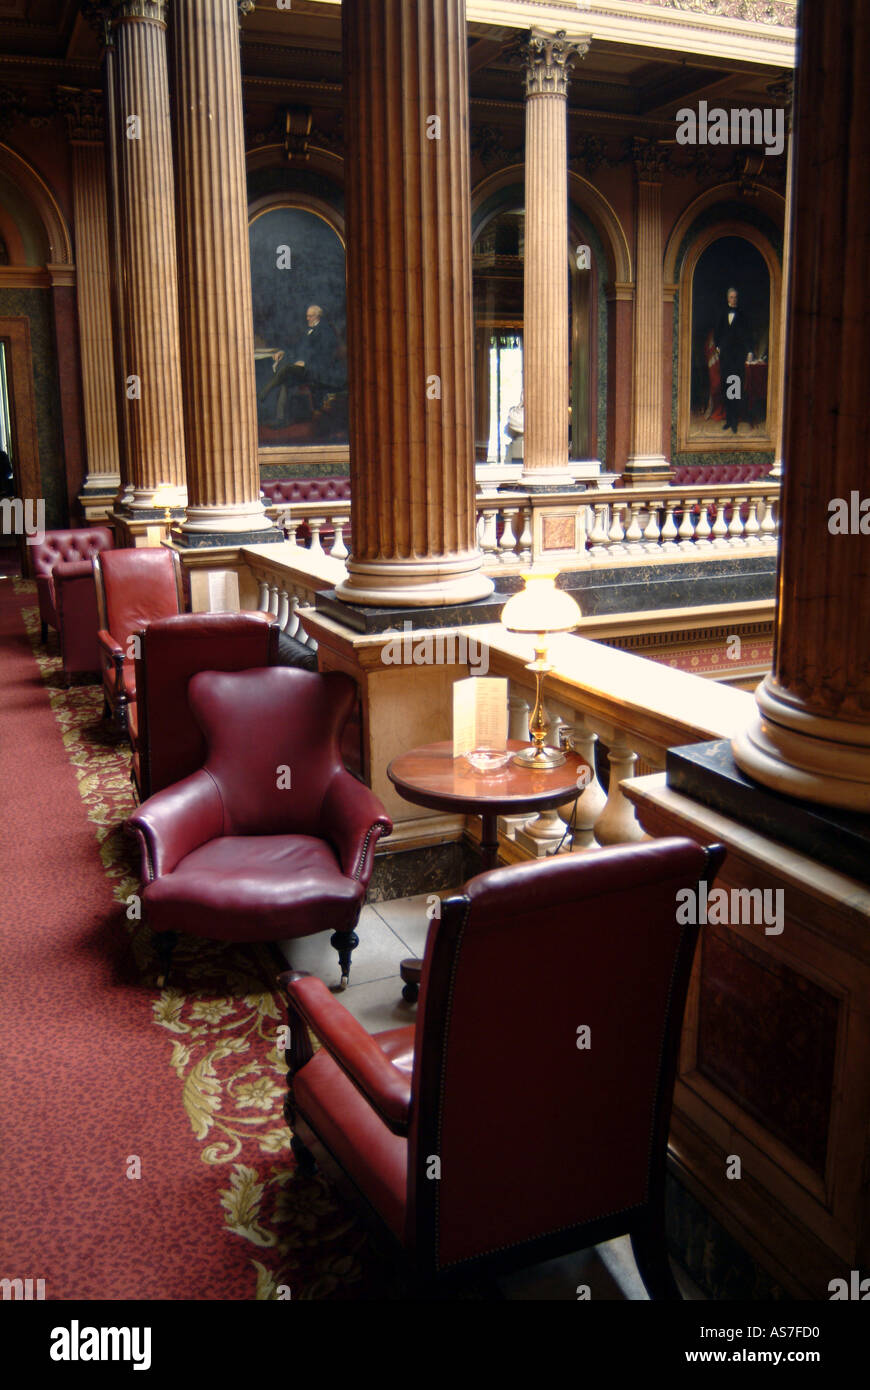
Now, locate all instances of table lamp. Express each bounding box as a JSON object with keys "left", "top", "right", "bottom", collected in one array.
[{"left": 501, "top": 571, "right": 582, "bottom": 769}]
